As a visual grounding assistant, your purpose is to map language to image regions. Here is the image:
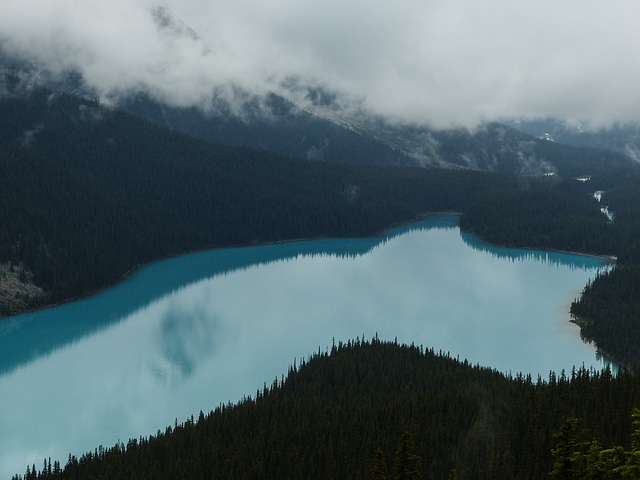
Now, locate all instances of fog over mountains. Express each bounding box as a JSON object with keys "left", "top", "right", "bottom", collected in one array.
[
  {"left": 3, "top": 1, "right": 640, "bottom": 179},
  {"left": 2, "top": 0, "right": 640, "bottom": 130},
  {"left": 506, "top": 118, "right": 640, "bottom": 163},
  {"left": 3, "top": 56, "right": 637, "bottom": 179}
]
